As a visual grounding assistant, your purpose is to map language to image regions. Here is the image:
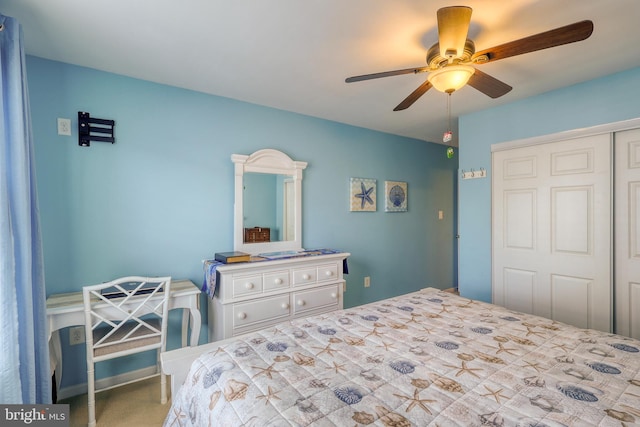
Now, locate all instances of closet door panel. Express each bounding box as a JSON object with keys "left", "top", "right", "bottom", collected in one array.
[
  {"left": 615, "top": 128, "right": 640, "bottom": 339},
  {"left": 503, "top": 268, "right": 536, "bottom": 314},
  {"left": 550, "top": 274, "right": 591, "bottom": 329},
  {"left": 504, "top": 190, "right": 536, "bottom": 249},
  {"left": 551, "top": 186, "right": 592, "bottom": 255},
  {"left": 493, "top": 133, "right": 611, "bottom": 332}
]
